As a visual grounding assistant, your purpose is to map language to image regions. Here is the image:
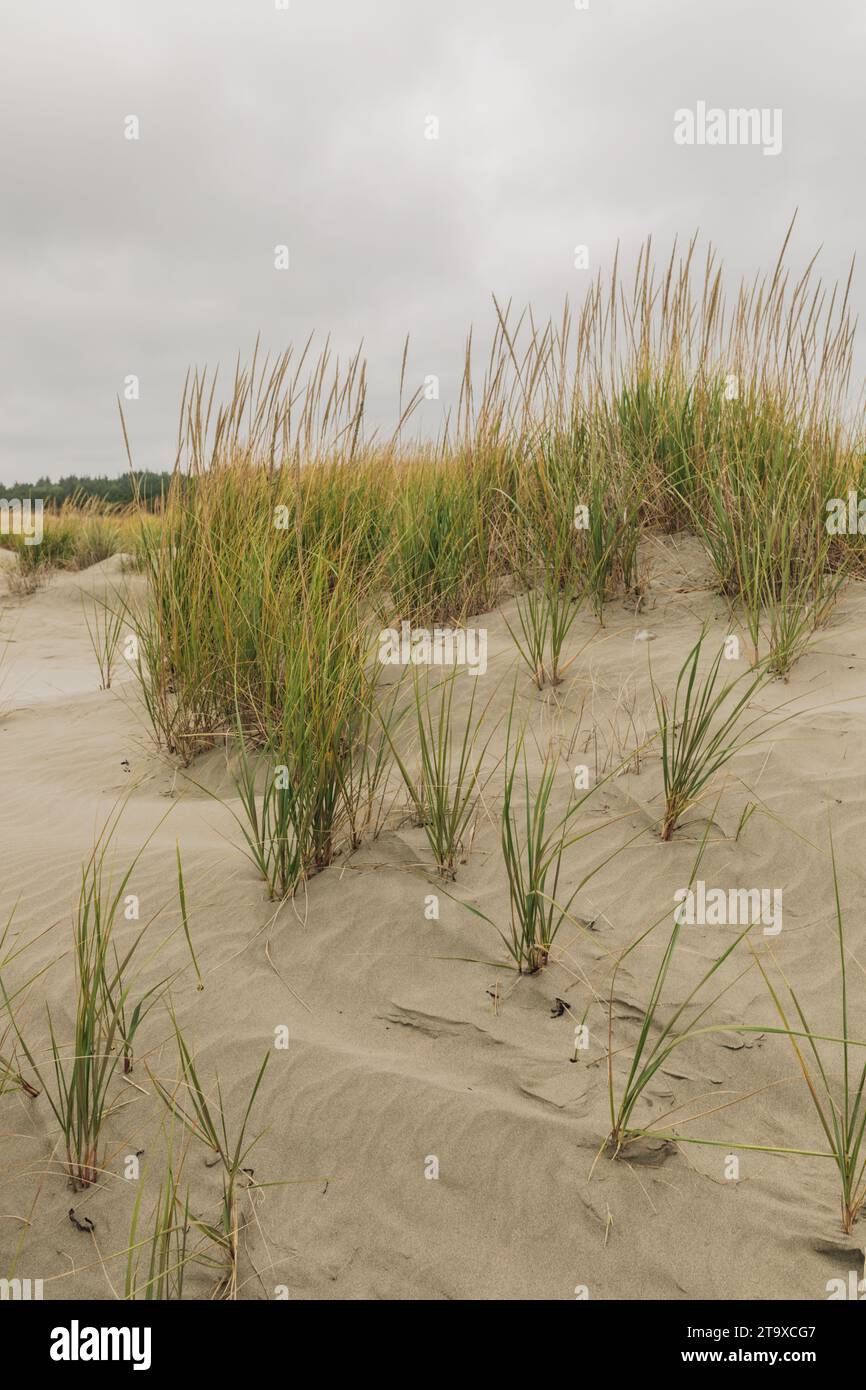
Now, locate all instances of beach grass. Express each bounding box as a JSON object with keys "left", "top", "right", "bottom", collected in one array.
[{"left": 5, "top": 226, "right": 866, "bottom": 1287}]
